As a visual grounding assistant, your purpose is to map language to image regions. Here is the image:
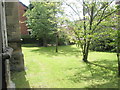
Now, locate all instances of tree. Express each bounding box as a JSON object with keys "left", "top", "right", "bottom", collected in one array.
[
  {"left": 116, "top": 0, "right": 120, "bottom": 76},
  {"left": 64, "top": 0, "right": 116, "bottom": 62},
  {"left": 25, "top": 2, "right": 63, "bottom": 47},
  {"left": 51, "top": 2, "right": 64, "bottom": 52}
]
